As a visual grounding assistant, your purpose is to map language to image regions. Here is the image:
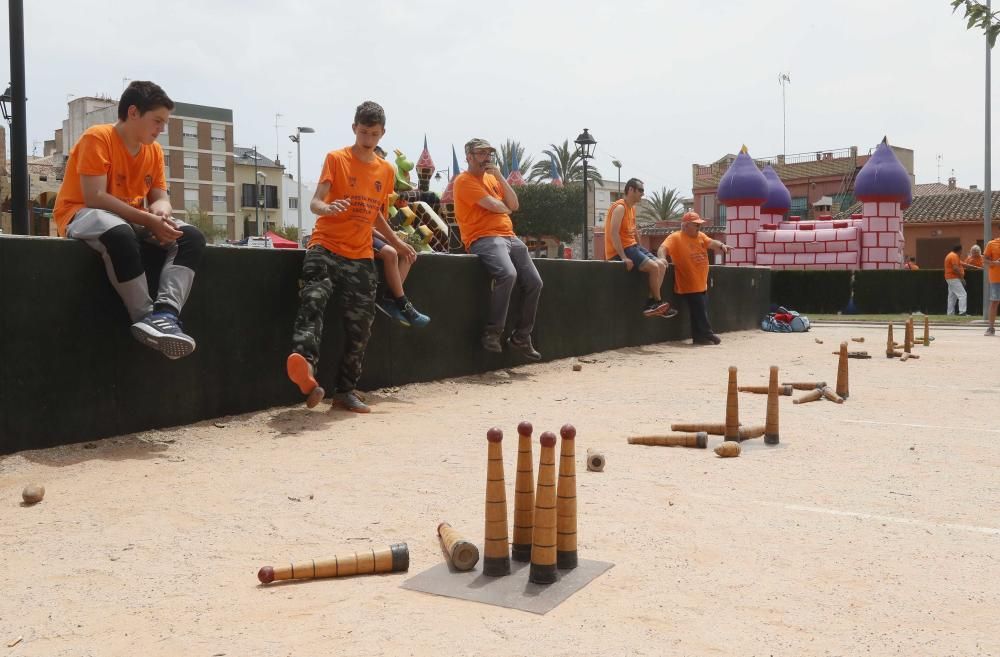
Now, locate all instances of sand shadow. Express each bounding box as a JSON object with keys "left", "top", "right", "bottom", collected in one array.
[
  {"left": 19, "top": 433, "right": 172, "bottom": 467},
  {"left": 460, "top": 369, "right": 534, "bottom": 387}
]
